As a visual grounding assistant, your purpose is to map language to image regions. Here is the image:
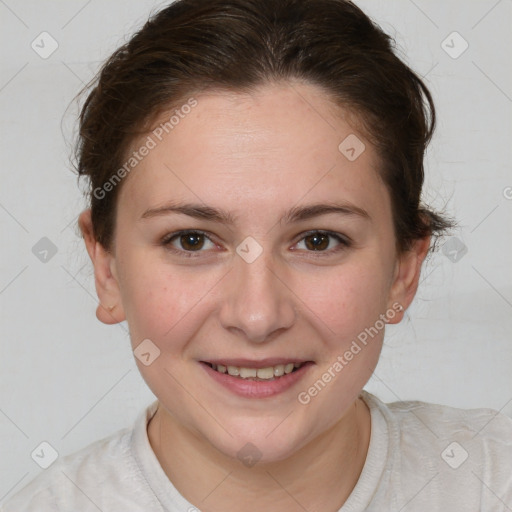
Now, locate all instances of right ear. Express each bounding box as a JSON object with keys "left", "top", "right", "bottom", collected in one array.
[{"left": 78, "top": 209, "right": 126, "bottom": 325}]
